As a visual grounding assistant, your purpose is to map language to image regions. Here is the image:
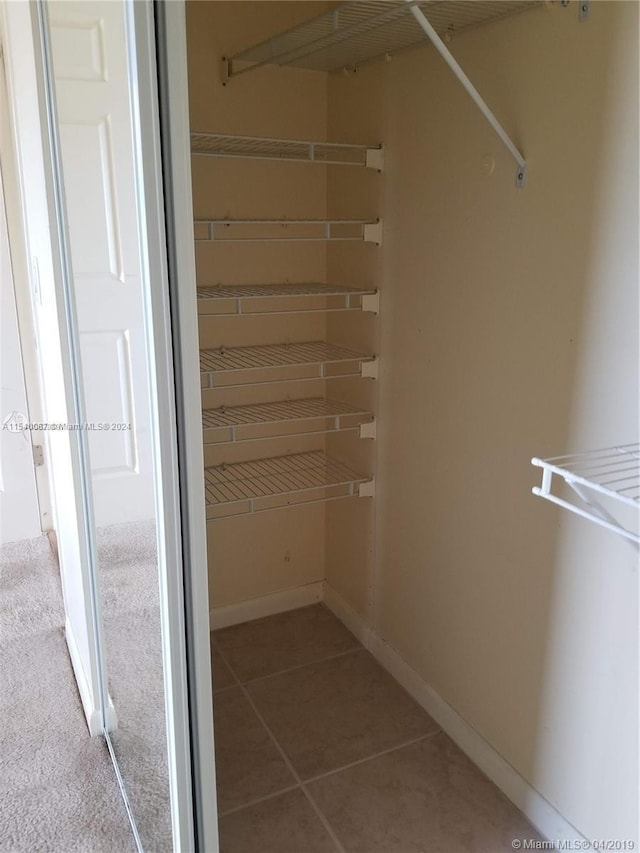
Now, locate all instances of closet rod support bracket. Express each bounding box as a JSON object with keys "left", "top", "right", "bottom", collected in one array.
[
  {"left": 515, "top": 165, "right": 527, "bottom": 188},
  {"left": 579, "top": 1, "right": 590, "bottom": 22},
  {"left": 405, "top": 0, "right": 527, "bottom": 187}
]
